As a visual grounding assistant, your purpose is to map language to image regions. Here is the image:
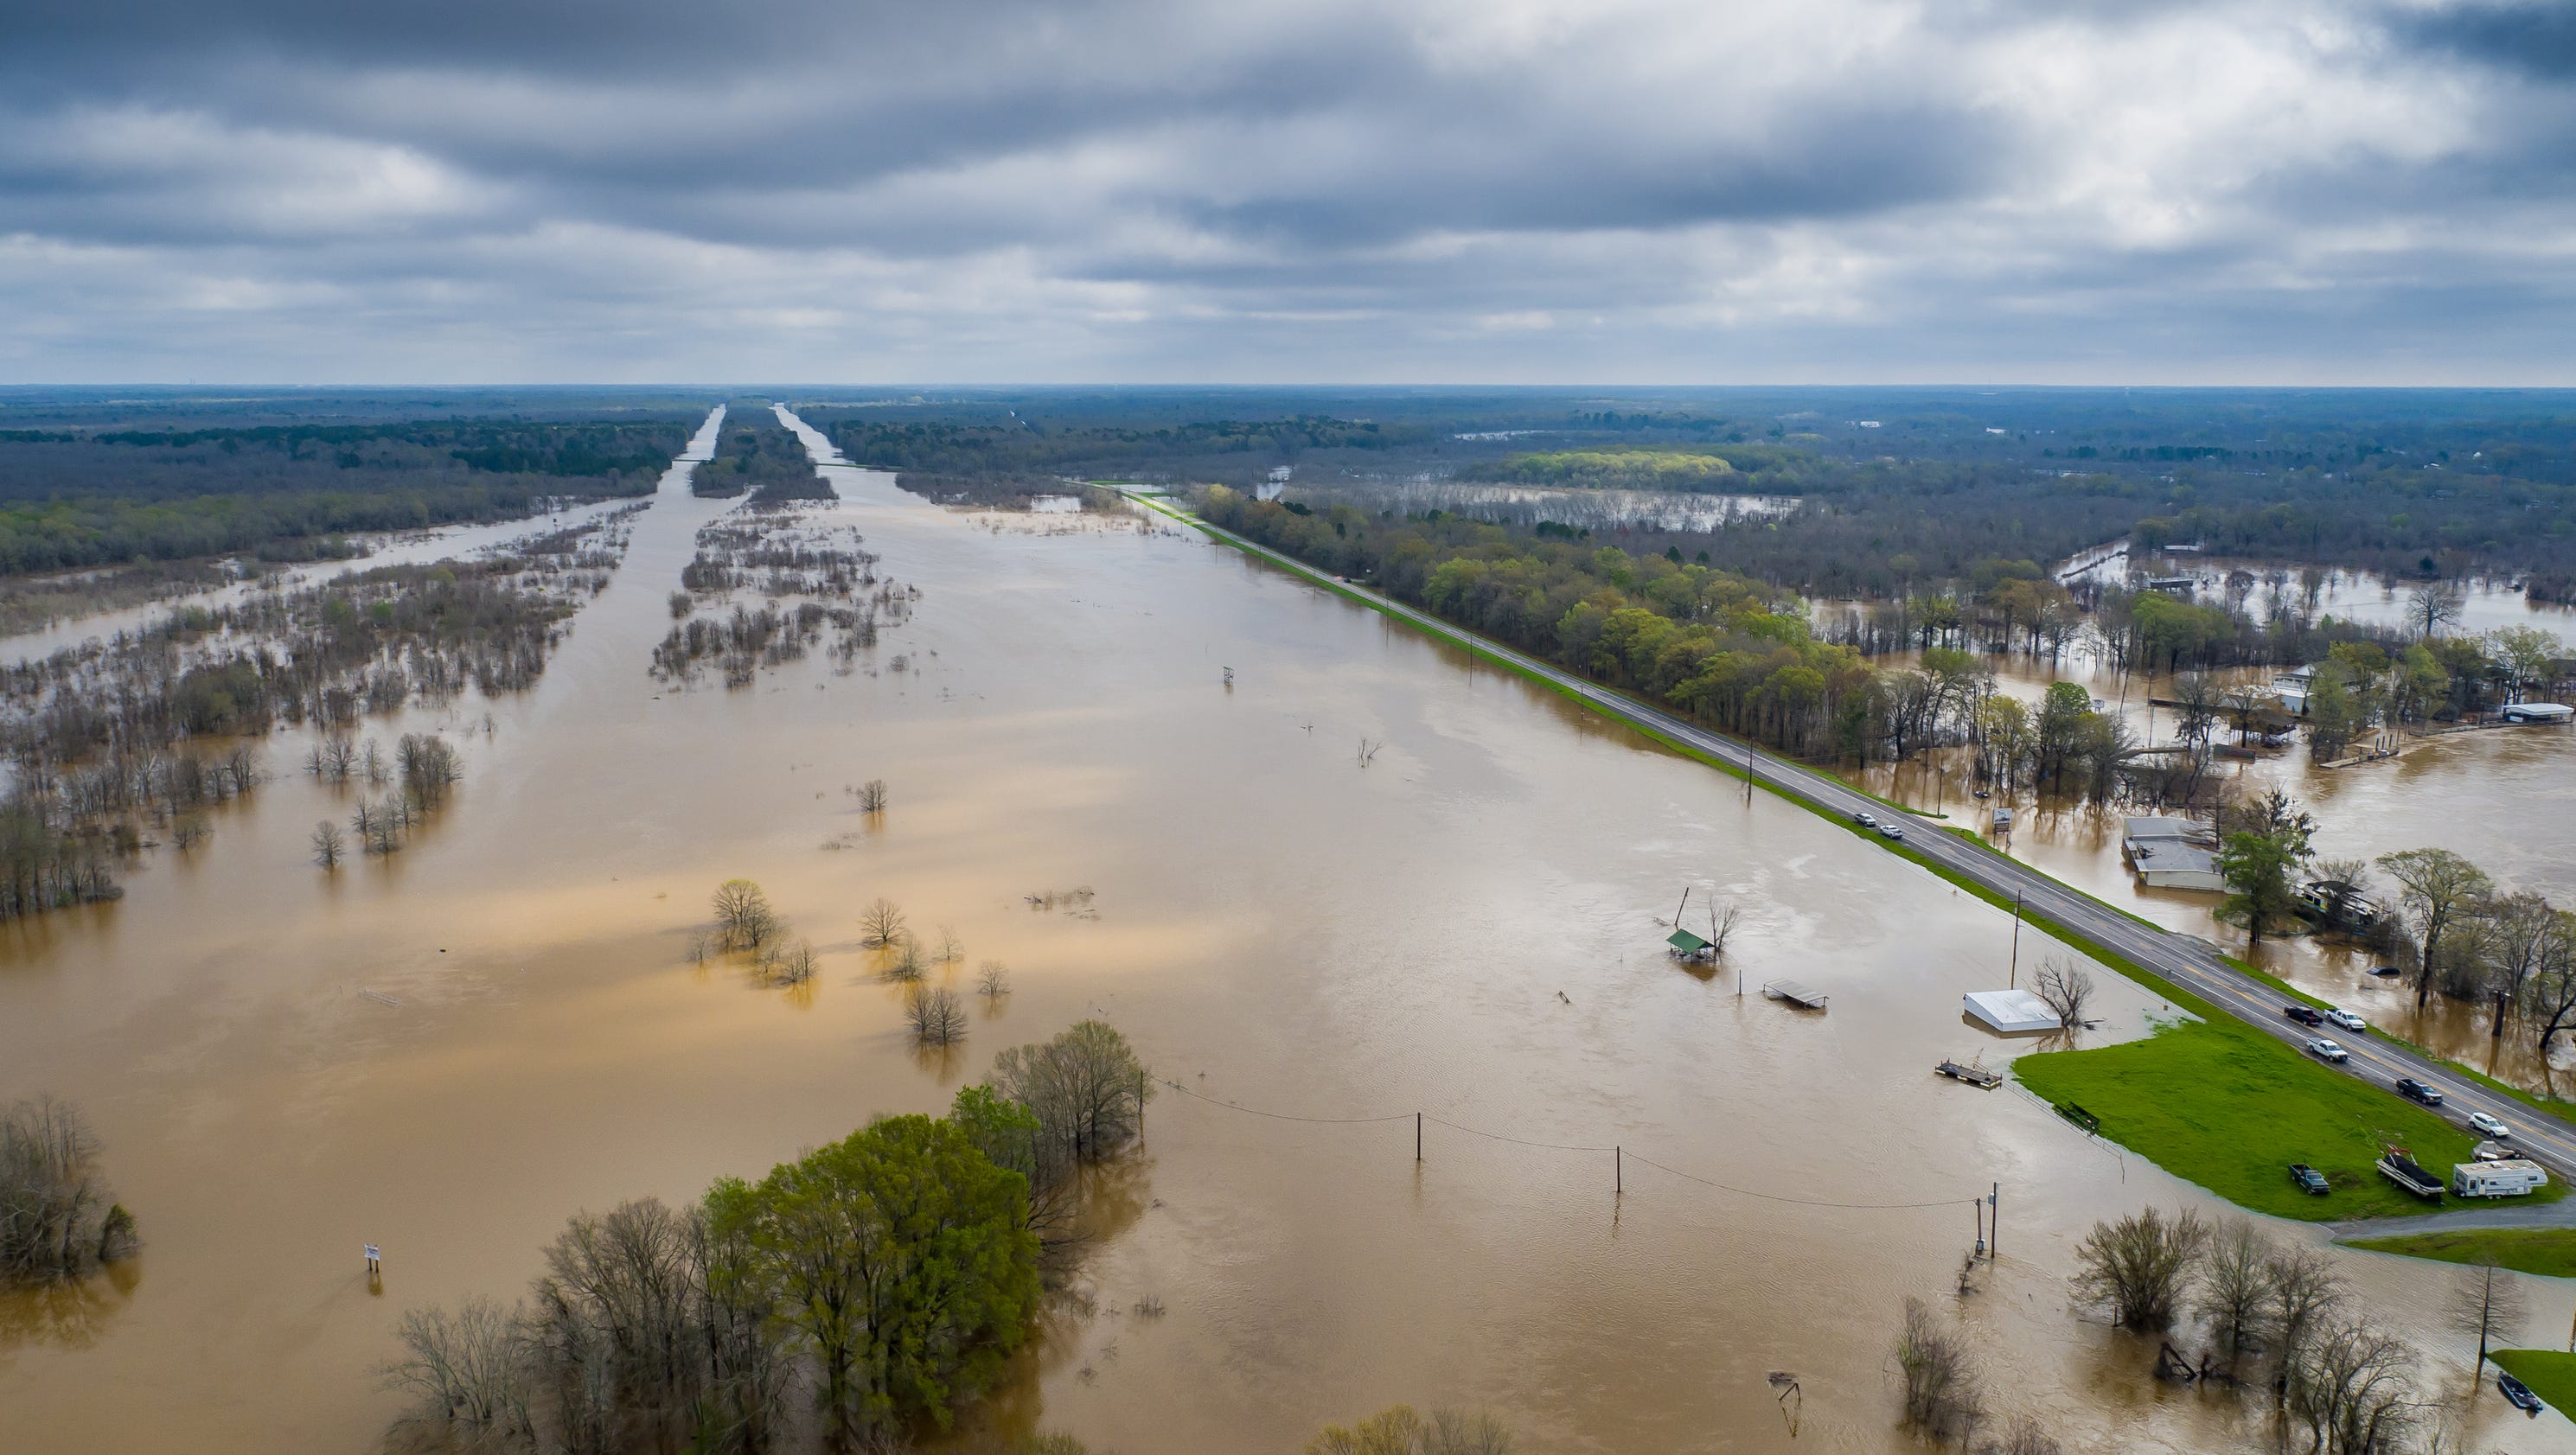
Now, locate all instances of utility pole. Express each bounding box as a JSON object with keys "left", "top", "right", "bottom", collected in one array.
[
  {"left": 2009, "top": 894, "right": 2025, "bottom": 988},
  {"left": 1416, "top": 1112, "right": 1422, "bottom": 1163},
  {"left": 1615, "top": 1145, "right": 1623, "bottom": 1196},
  {"left": 1991, "top": 1184, "right": 2001, "bottom": 1258}
]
